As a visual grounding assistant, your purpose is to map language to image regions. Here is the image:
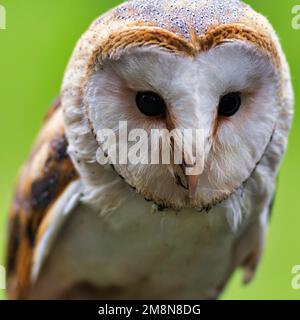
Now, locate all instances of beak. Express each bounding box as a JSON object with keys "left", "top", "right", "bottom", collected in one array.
[
  {"left": 182, "top": 148, "right": 204, "bottom": 198},
  {"left": 185, "top": 168, "right": 200, "bottom": 197},
  {"left": 167, "top": 116, "right": 205, "bottom": 198}
]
